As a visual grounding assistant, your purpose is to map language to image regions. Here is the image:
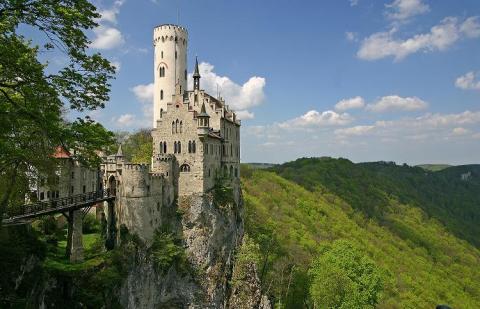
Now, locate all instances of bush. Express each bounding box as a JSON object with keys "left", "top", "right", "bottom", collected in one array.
[
  {"left": 150, "top": 231, "right": 188, "bottom": 274},
  {"left": 83, "top": 213, "right": 100, "bottom": 234}
]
